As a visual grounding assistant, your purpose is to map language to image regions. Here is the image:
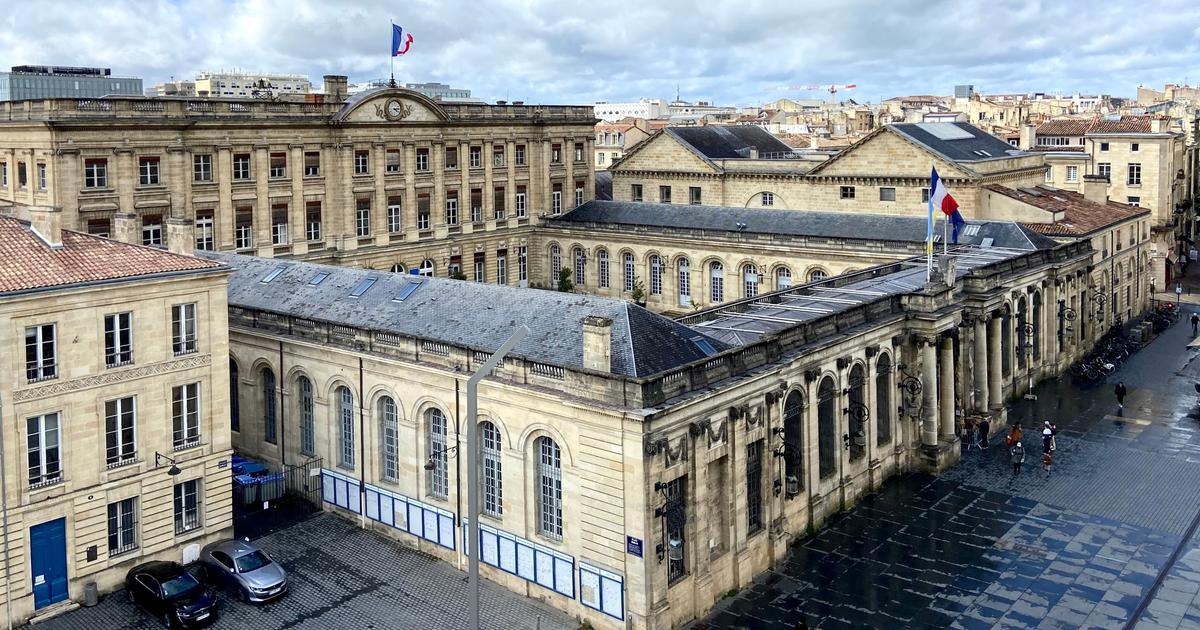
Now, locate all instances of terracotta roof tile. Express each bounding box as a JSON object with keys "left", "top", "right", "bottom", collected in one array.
[
  {"left": 1087, "top": 115, "right": 1154, "bottom": 134},
  {"left": 982, "top": 185, "right": 1149, "bottom": 236},
  {"left": 0, "top": 216, "right": 223, "bottom": 295},
  {"left": 1036, "top": 118, "right": 1095, "bottom": 136}
]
